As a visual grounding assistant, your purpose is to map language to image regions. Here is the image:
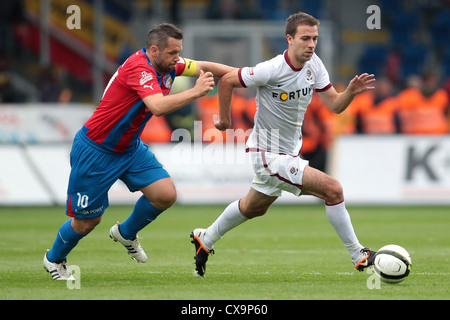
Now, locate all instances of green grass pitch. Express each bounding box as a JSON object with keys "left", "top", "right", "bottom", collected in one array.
[{"left": 0, "top": 204, "right": 448, "bottom": 300}]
